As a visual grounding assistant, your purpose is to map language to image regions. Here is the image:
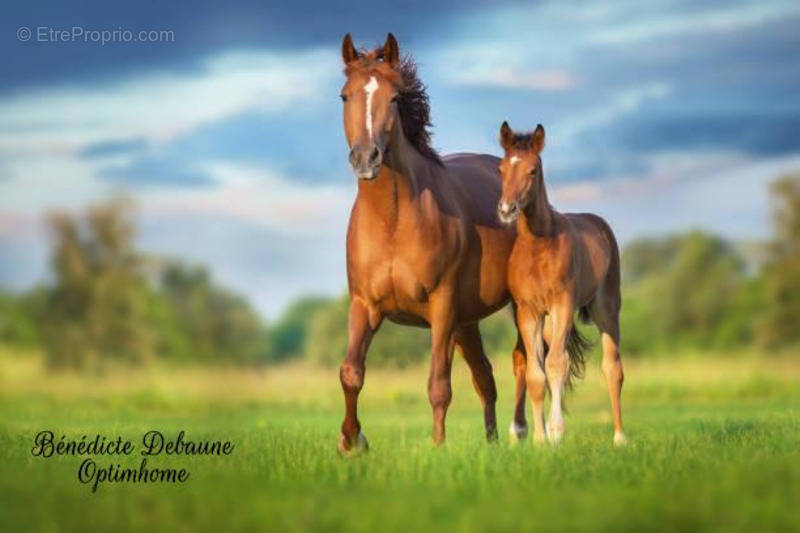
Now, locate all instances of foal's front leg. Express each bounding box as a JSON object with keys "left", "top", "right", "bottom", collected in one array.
[
  {"left": 517, "top": 305, "right": 548, "bottom": 444},
  {"left": 428, "top": 293, "right": 457, "bottom": 446},
  {"left": 545, "top": 298, "right": 574, "bottom": 443}
]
